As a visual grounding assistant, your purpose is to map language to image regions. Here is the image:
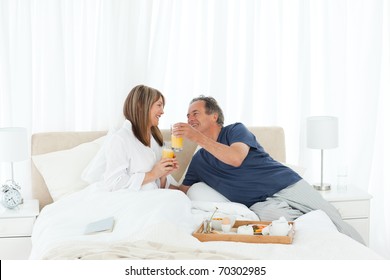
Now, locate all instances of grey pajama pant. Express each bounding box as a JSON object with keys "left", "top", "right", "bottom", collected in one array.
[{"left": 249, "top": 179, "right": 365, "bottom": 245}]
